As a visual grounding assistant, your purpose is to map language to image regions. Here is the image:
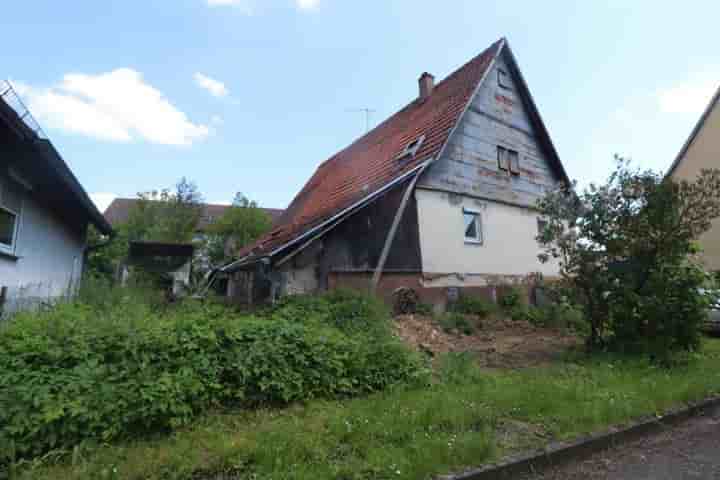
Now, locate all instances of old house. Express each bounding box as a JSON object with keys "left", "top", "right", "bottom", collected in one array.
[
  {"left": 0, "top": 83, "right": 112, "bottom": 314},
  {"left": 221, "top": 38, "right": 570, "bottom": 308},
  {"left": 667, "top": 83, "right": 720, "bottom": 271}
]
